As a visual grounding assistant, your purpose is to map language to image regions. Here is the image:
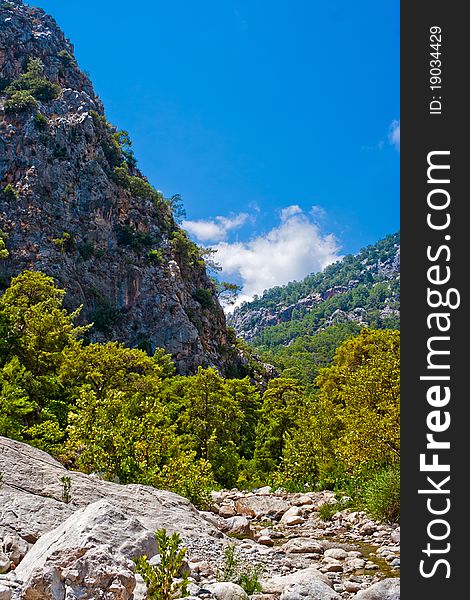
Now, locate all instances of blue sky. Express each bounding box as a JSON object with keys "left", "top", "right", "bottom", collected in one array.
[{"left": 30, "top": 0, "right": 399, "bottom": 304}]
